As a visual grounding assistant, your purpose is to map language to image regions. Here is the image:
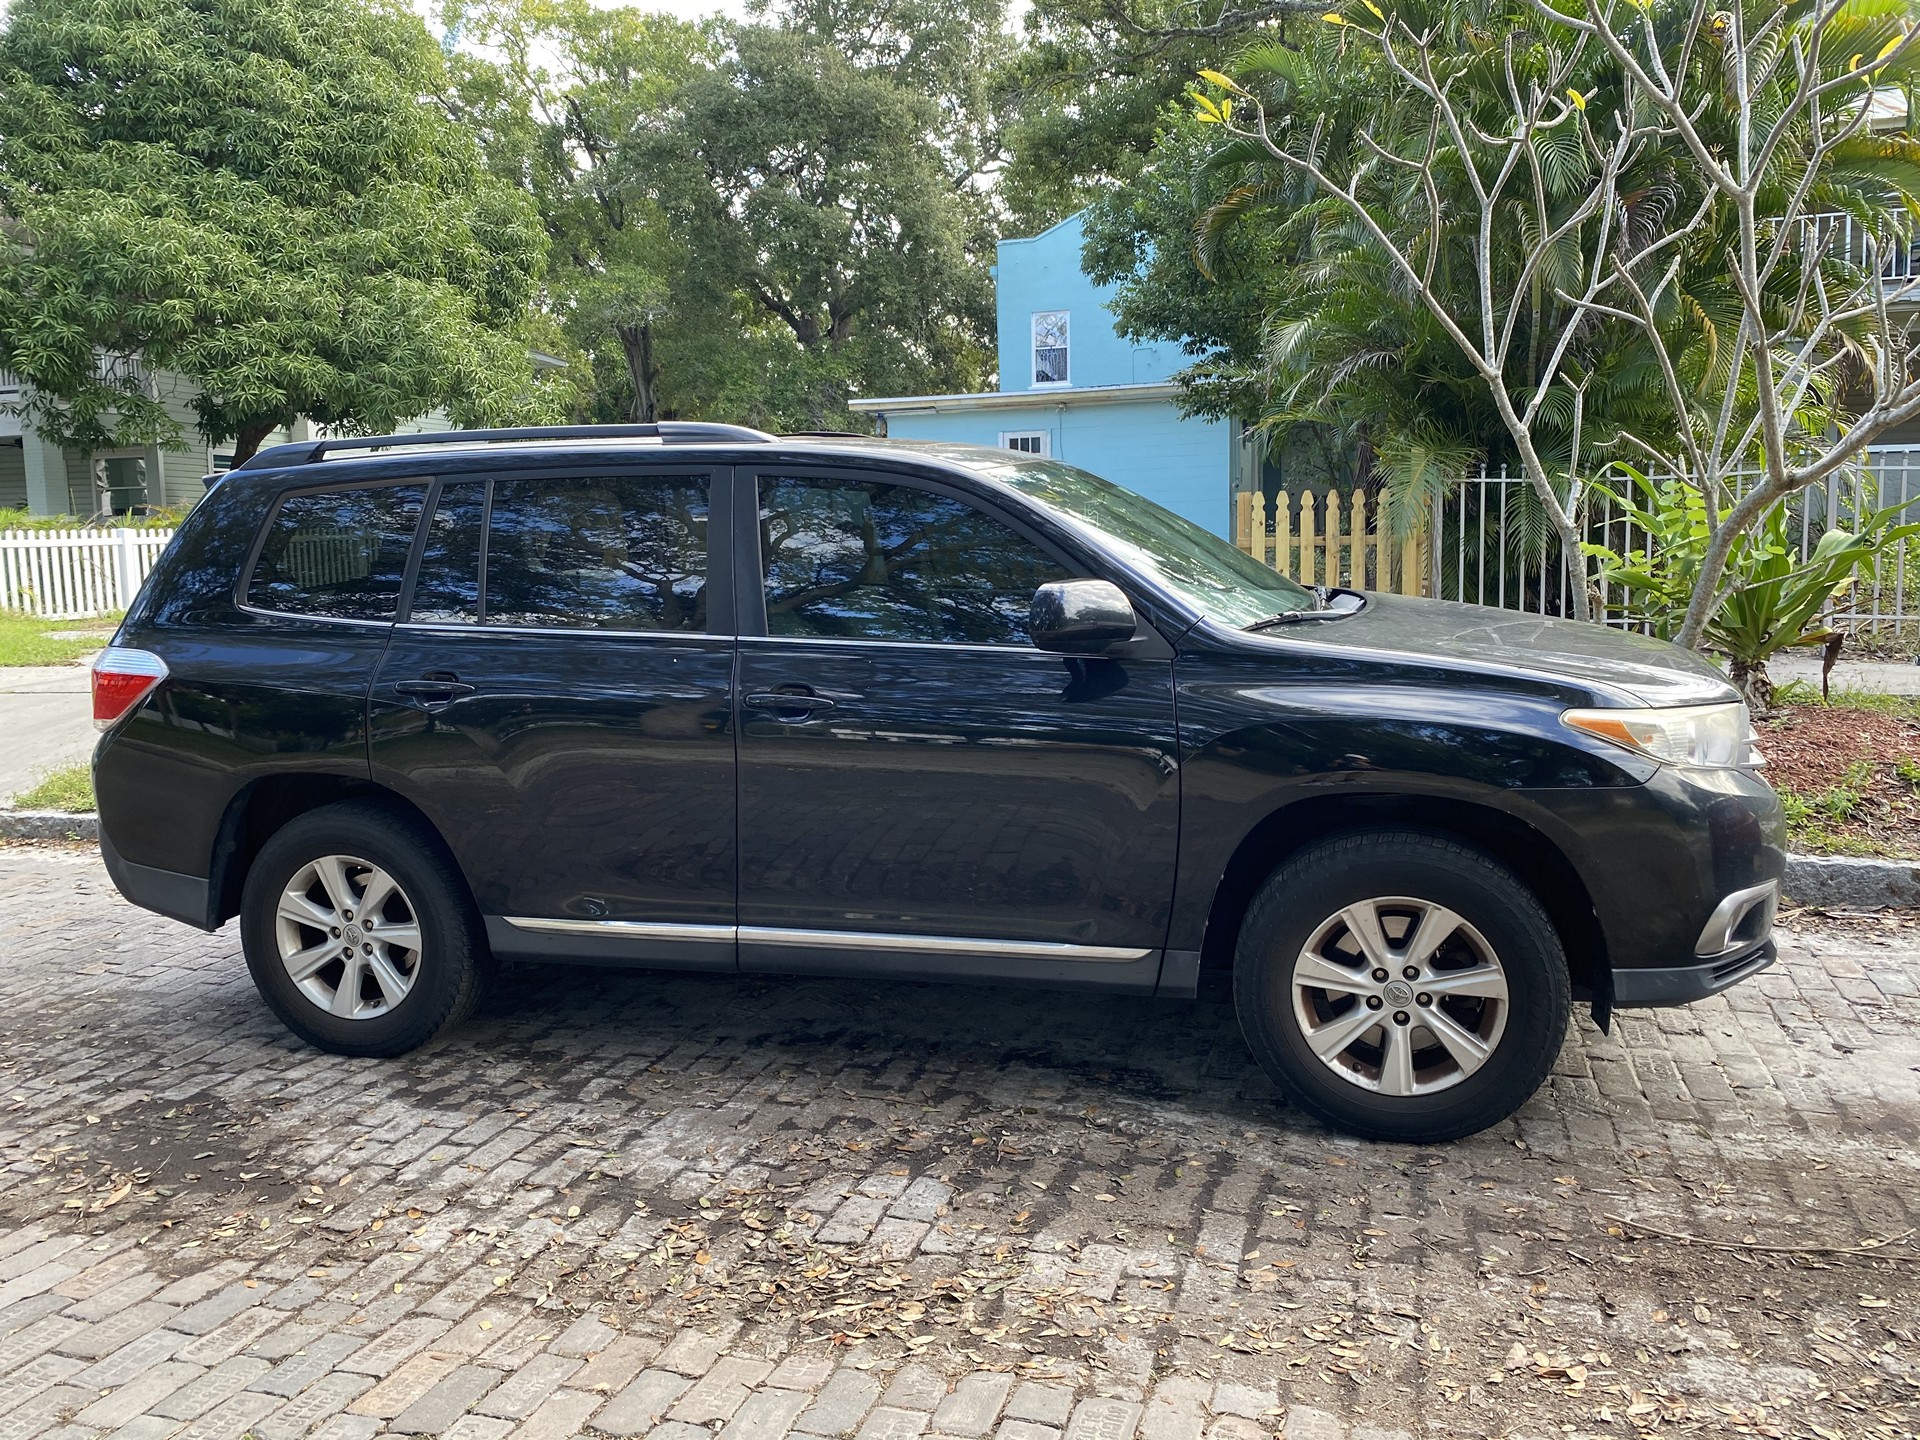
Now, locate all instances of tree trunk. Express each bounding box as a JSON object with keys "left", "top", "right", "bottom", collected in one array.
[
  {"left": 616, "top": 321, "right": 658, "bottom": 424},
  {"left": 1530, "top": 466, "right": 1591, "bottom": 623},
  {"left": 230, "top": 419, "right": 278, "bottom": 467},
  {"left": 1675, "top": 511, "right": 1745, "bottom": 652},
  {"left": 1727, "top": 656, "right": 1775, "bottom": 716}
]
